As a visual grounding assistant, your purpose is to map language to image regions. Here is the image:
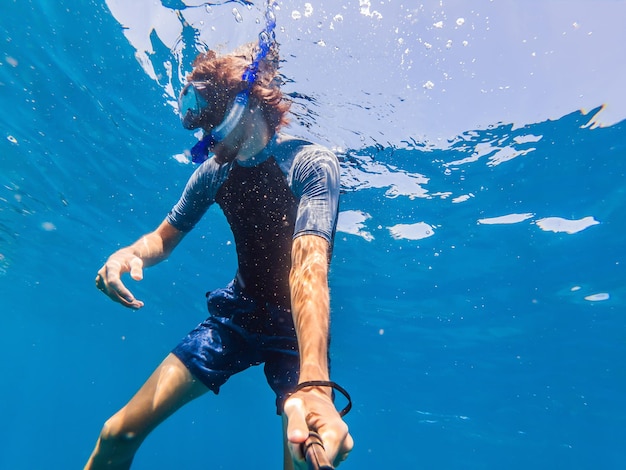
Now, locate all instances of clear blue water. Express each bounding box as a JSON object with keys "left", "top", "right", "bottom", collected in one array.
[{"left": 1, "top": 1, "right": 625, "bottom": 469}]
